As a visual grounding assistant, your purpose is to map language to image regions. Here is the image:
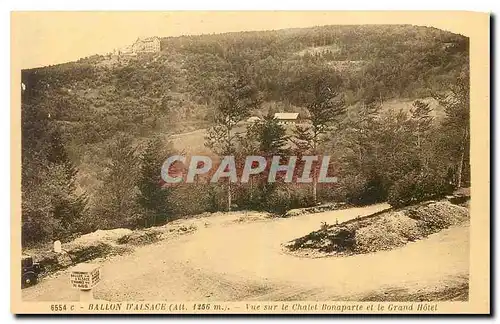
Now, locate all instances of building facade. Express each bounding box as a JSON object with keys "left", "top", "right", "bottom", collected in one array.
[
  {"left": 132, "top": 37, "right": 161, "bottom": 53},
  {"left": 274, "top": 112, "right": 299, "bottom": 125}
]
